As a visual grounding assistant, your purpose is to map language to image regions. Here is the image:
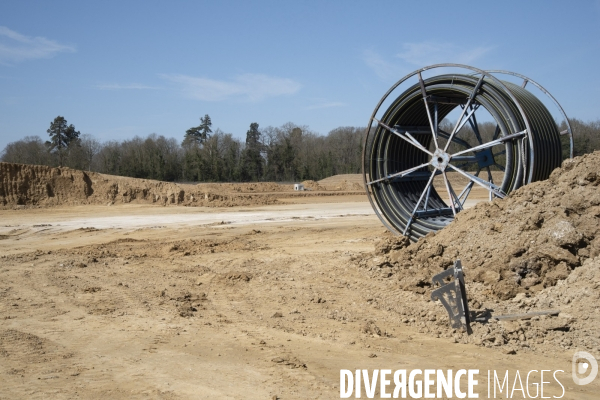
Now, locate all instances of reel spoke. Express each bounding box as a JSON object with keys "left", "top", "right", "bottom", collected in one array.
[
  {"left": 456, "top": 168, "right": 480, "bottom": 207},
  {"left": 486, "top": 166, "right": 494, "bottom": 201},
  {"left": 367, "top": 162, "right": 430, "bottom": 186},
  {"left": 492, "top": 124, "right": 501, "bottom": 140},
  {"left": 403, "top": 170, "right": 437, "bottom": 235},
  {"left": 465, "top": 104, "right": 484, "bottom": 145},
  {"left": 441, "top": 170, "right": 457, "bottom": 216},
  {"left": 438, "top": 130, "right": 472, "bottom": 150},
  {"left": 451, "top": 130, "right": 527, "bottom": 157},
  {"left": 443, "top": 74, "right": 484, "bottom": 152},
  {"left": 447, "top": 164, "right": 506, "bottom": 198},
  {"left": 418, "top": 71, "right": 440, "bottom": 149},
  {"left": 373, "top": 118, "right": 433, "bottom": 156}
]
